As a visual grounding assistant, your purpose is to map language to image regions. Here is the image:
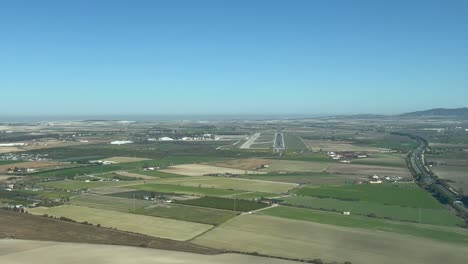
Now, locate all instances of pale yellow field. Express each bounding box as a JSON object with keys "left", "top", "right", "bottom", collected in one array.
[
  {"left": 154, "top": 176, "right": 297, "bottom": 193},
  {"left": 0, "top": 161, "right": 66, "bottom": 172},
  {"left": 193, "top": 214, "right": 468, "bottom": 264},
  {"left": 28, "top": 205, "right": 212, "bottom": 241},
  {"left": 103, "top": 156, "right": 151, "bottom": 163},
  {"left": 161, "top": 164, "right": 266, "bottom": 176},
  {"left": 0, "top": 240, "right": 299, "bottom": 264}
]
